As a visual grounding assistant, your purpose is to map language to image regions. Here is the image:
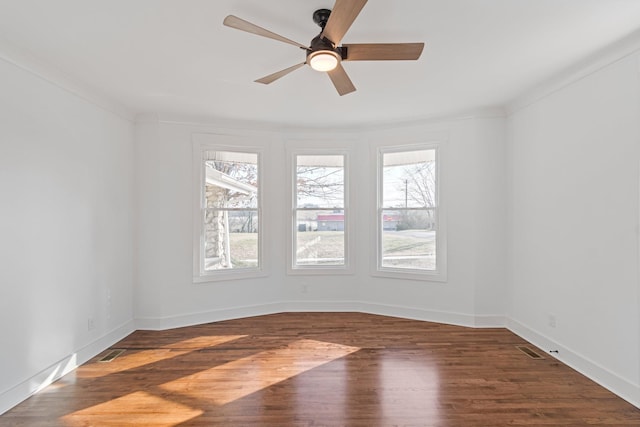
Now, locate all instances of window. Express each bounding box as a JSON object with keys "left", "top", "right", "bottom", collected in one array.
[
  {"left": 291, "top": 153, "right": 350, "bottom": 271},
  {"left": 376, "top": 145, "right": 445, "bottom": 279},
  {"left": 194, "top": 145, "right": 263, "bottom": 281}
]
